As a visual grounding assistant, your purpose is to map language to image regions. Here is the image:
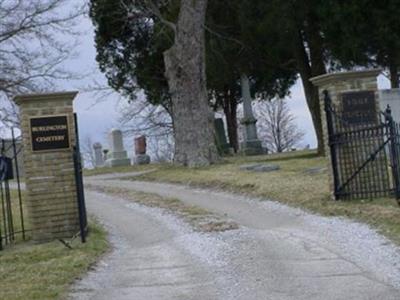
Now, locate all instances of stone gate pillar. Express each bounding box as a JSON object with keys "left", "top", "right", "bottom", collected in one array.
[
  {"left": 14, "top": 92, "right": 80, "bottom": 242},
  {"left": 310, "top": 69, "right": 383, "bottom": 200}
]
